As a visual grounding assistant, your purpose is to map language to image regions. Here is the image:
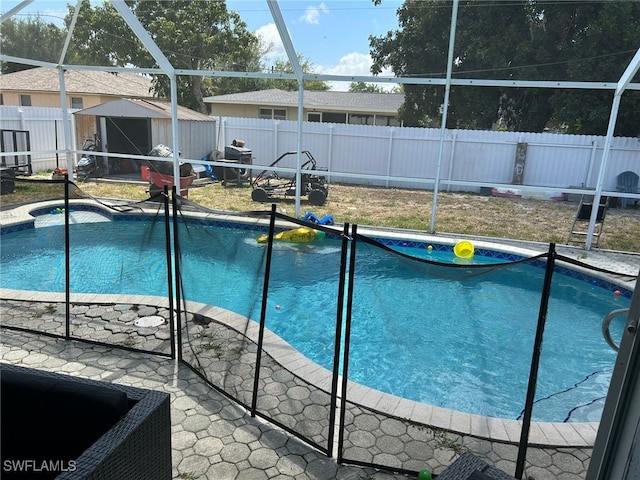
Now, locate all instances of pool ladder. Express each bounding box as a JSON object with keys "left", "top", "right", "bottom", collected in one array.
[{"left": 602, "top": 308, "right": 636, "bottom": 351}]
